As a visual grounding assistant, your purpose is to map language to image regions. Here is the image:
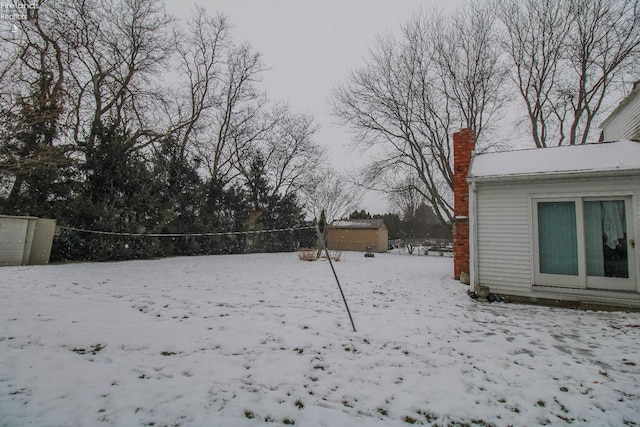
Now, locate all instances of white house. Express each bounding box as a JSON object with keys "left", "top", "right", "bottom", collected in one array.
[
  {"left": 600, "top": 81, "right": 640, "bottom": 141},
  {"left": 453, "top": 132, "right": 640, "bottom": 309}
]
